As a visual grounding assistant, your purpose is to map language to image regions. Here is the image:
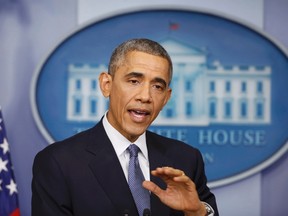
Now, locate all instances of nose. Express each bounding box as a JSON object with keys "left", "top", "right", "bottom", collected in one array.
[{"left": 136, "top": 84, "right": 152, "bottom": 103}]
